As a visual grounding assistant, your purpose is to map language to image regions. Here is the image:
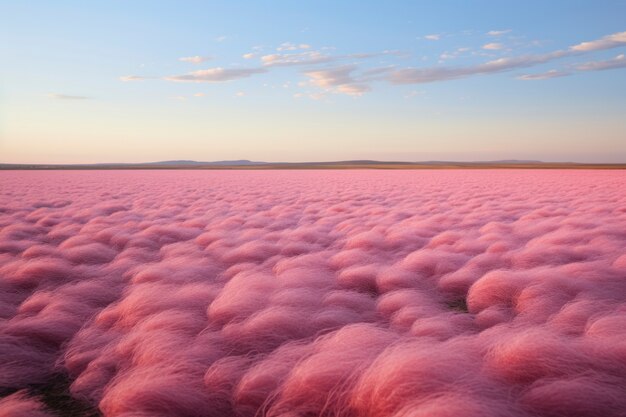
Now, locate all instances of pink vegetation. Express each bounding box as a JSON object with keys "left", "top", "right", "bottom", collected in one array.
[{"left": 0, "top": 169, "right": 625, "bottom": 417}]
